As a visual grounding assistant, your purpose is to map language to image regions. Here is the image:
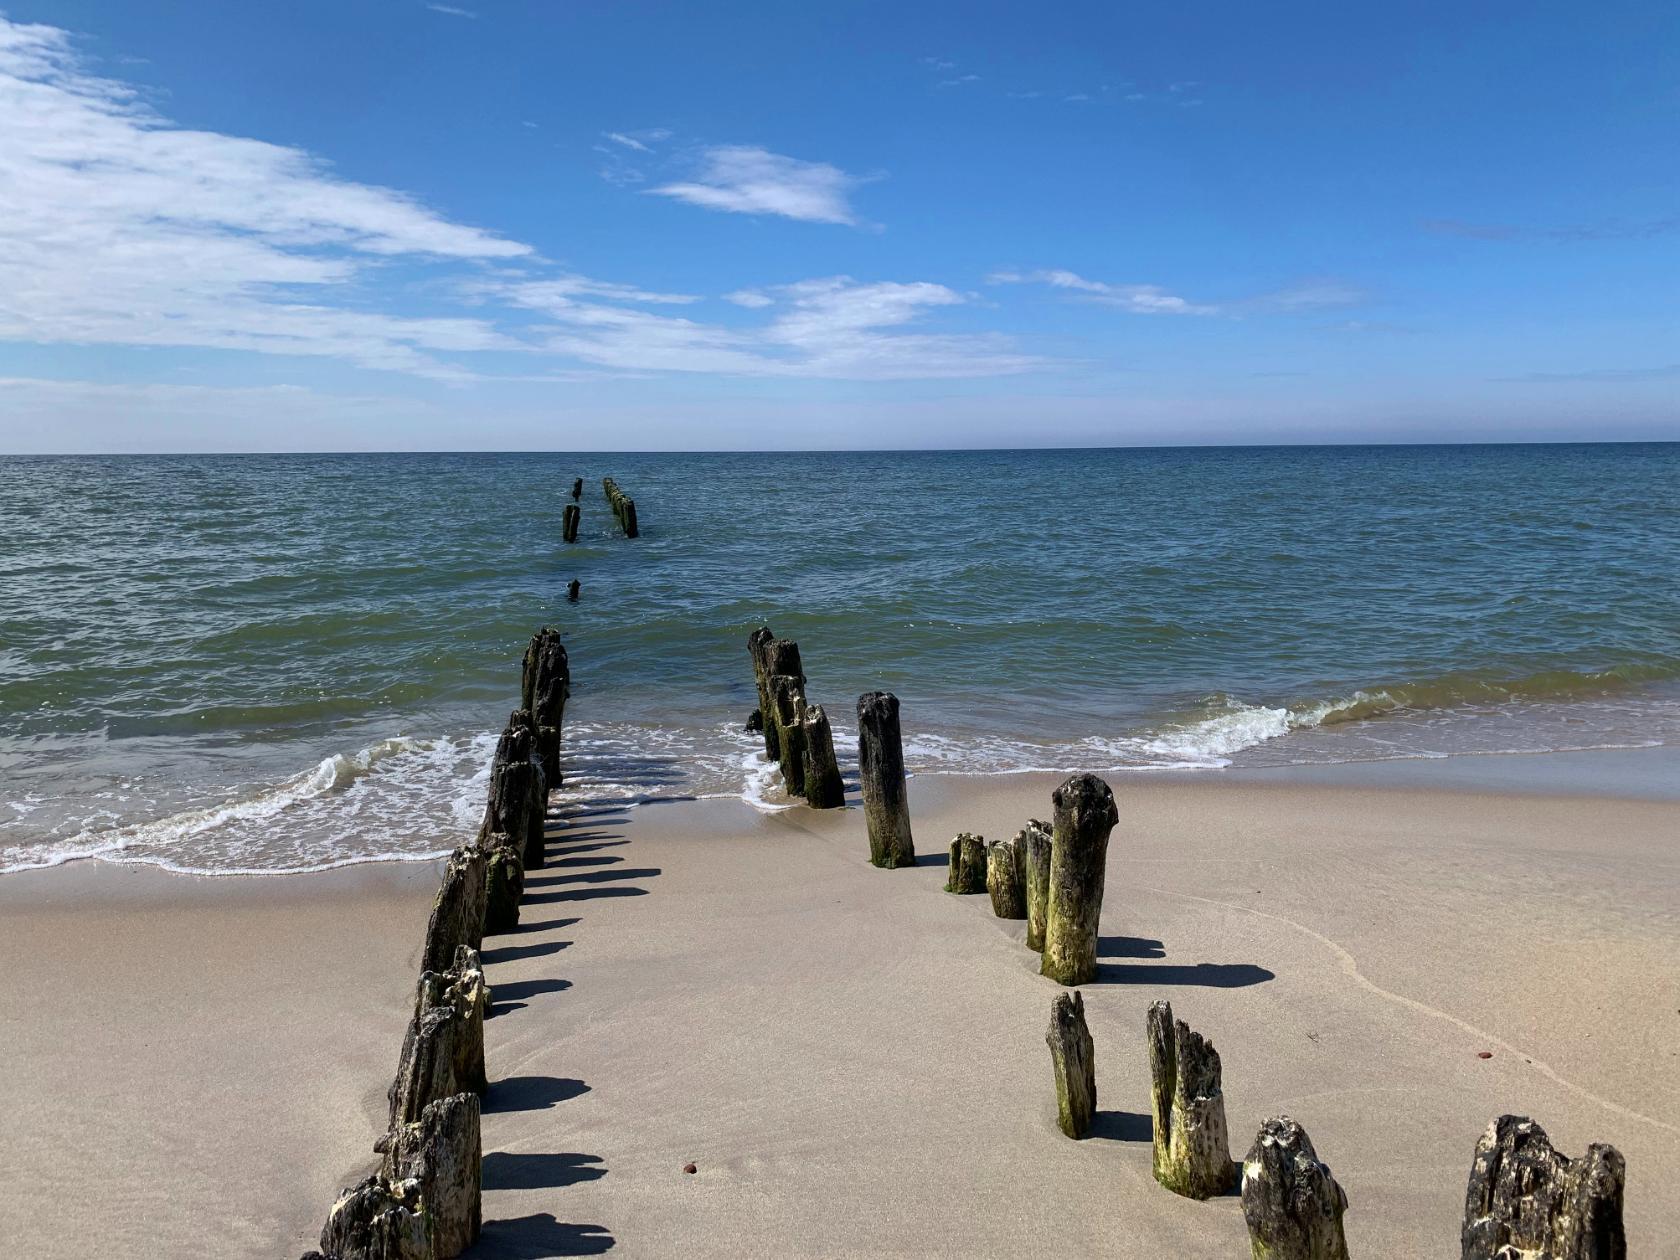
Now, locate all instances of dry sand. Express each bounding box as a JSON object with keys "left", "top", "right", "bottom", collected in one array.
[{"left": 2, "top": 765, "right": 1677, "bottom": 1258}]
